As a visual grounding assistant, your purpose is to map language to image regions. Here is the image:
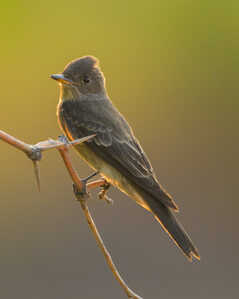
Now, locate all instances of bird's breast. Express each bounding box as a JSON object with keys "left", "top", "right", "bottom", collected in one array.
[{"left": 56, "top": 100, "right": 149, "bottom": 211}]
